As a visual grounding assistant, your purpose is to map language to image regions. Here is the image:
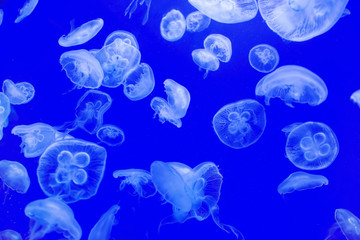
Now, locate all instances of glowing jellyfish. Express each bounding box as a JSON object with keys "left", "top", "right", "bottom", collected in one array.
[
  {"left": 186, "top": 11, "right": 211, "bottom": 32},
  {"left": 192, "top": 49, "right": 219, "bottom": 79},
  {"left": 122, "top": 63, "right": 155, "bottom": 101},
  {"left": 0, "top": 160, "right": 30, "bottom": 194},
  {"left": 150, "top": 79, "right": 190, "bottom": 128},
  {"left": 2, "top": 79, "right": 35, "bottom": 105},
  {"left": 37, "top": 139, "right": 107, "bottom": 203},
  {"left": 124, "top": 0, "right": 152, "bottom": 25},
  {"left": 283, "top": 122, "right": 339, "bottom": 170},
  {"left": 25, "top": 197, "right": 82, "bottom": 240},
  {"left": 96, "top": 124, "right": 125, "bottom": 147},
  {"left": 277, "top": 171, "right": 328, "bottom": 195},
  {"left": 350, "top": 89, "right": 360, "bottom": 108},
  {"left": 58, "top": 18, "right": 104, "bottom": 47},
  {"left": 104, "top": 30, "right": 139, "bottom": 49},
  {"left": 204, "top": 34, "right": 232, "bottom": 63},
  {"left": 0, "top": 9, "right": 3, "bottom": 26},
  {"left": 14, "top": 0, "right": 38, "bottom": 23},
  {"left": 213, "top": 99, "right": 266, "bottom": 149},
  {"left": 0, "top": 93, "right": 10, "bottom": 141},
  {"left": 88, "top": 205, "right": 120, "bottom": 240},
  {"left": 0, "top": 230, "right": 22, "bottom": 240},
  {"left": 160, "top": 10, "right": 186, "bottom": 42},
  {"left": 333, "top": 209, "right": 360, "bottom": 240},
  {"left": 249, "top": 44, "right": 279, "bottom": 73},
  {"left": 258, "top": 0, "right": 349, "bottom": 41},
  {"left": 60, "top": 50, "right": 104, "bottom": 89},
  {"left": 113, "top": 169, "right": 156, "bottom": 198},
  {"left": 255, "top": 65, "right": 328, "bottom": 107}
]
